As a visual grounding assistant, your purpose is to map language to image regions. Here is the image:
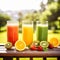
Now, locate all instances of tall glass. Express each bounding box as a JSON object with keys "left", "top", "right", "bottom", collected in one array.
[
  {"left": 7, "top": 21, "right": 19, "bottom": 46},
  {"left": 22, "top": 21, "right": 33, "bottom": 46},
  {"left": 36, "top": 21, "right": 48, "bottom": 41}
]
